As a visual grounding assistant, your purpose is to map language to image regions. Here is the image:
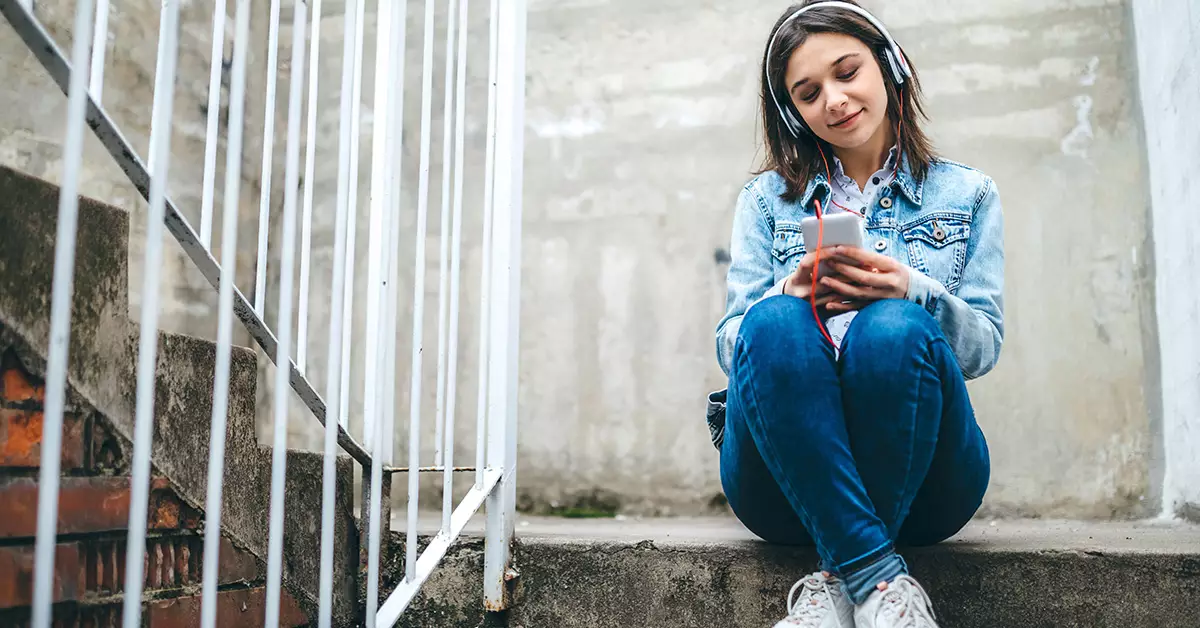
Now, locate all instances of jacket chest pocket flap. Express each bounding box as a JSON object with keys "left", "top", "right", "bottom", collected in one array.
[
  {"left": 901, "top": 214, "right": 971, "bottom": 290},
  {"left": 771, "top": 223, "right": 807, "bottom": 265}
]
